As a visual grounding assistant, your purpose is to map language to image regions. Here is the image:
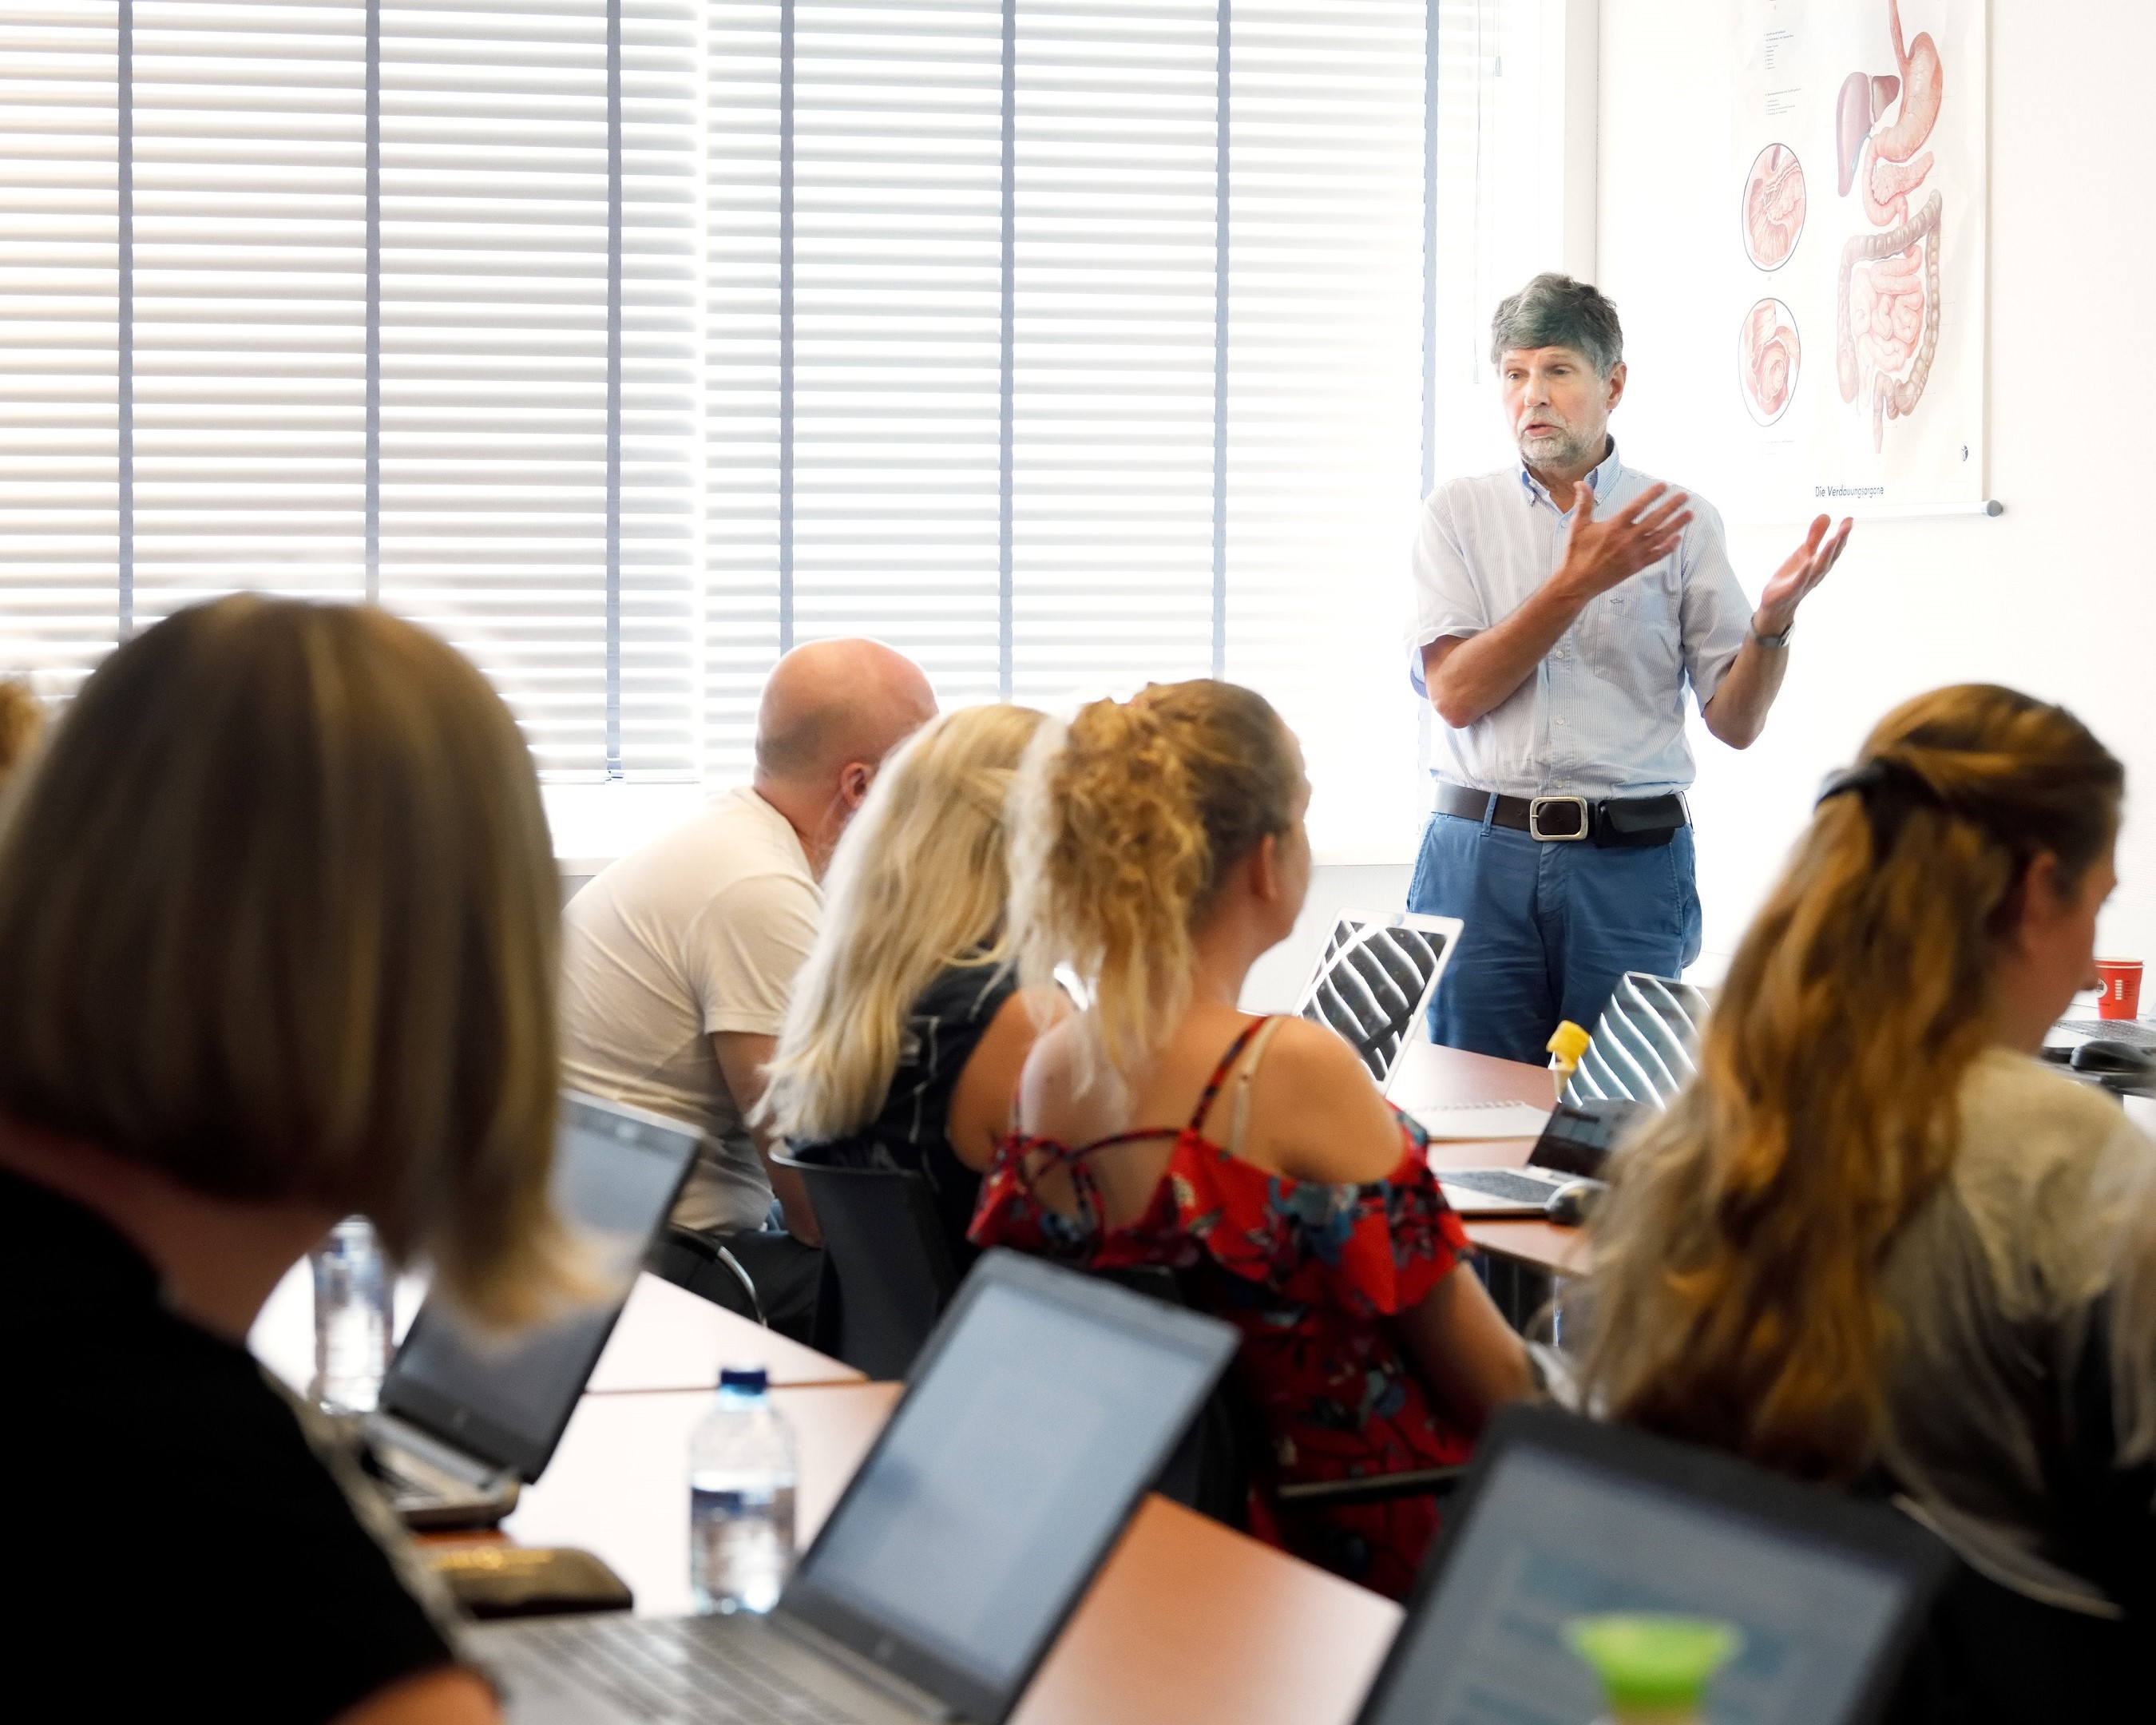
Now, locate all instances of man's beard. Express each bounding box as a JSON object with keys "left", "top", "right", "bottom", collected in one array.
[{"left": 1515, "top": 420, "right": 1597, "bottom": 470}]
